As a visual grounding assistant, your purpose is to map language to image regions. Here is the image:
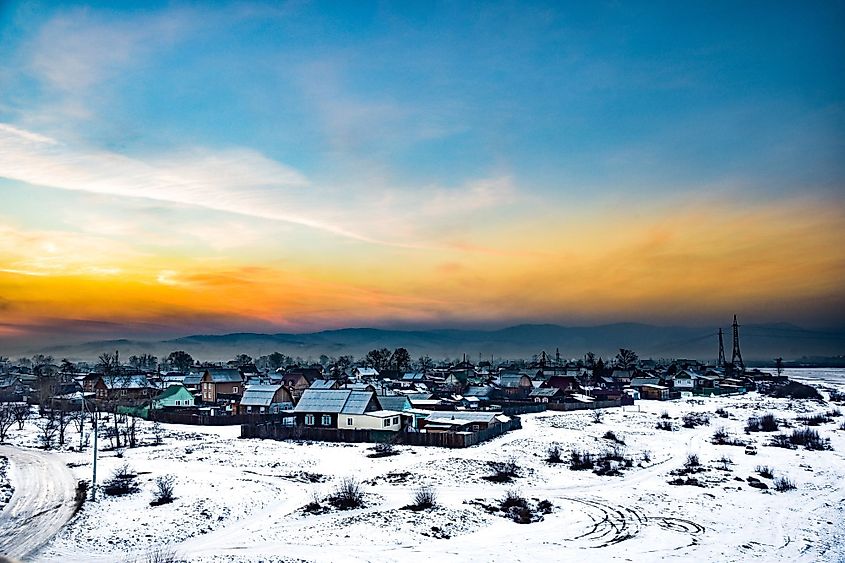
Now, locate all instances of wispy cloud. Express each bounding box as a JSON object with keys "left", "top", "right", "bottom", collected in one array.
[{"left": 0, "top": 124, "right": 387, "bottom": 243}]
